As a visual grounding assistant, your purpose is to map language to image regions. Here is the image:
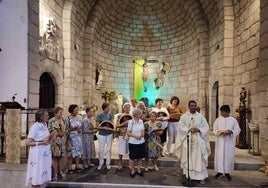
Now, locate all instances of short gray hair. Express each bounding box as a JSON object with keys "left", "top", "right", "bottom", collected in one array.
[
  {"left": 132, "top": 108, "right": 142, "bottom": 116},
  {"left": 137, "top": 101, "right": 145, "bottom": 107},
  {"left": 35, "top": 109, "right": 48, "bottom": 122}
]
